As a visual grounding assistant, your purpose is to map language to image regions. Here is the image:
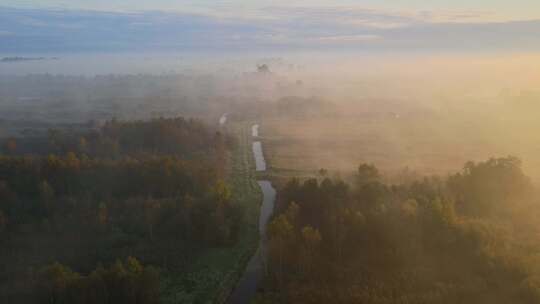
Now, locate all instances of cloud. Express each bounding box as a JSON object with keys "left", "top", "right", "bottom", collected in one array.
[
  {"left": 233, "top": 6, "right": 502, "bottom": 28},
  {"left": 259, "top": 6, "right": 418, "bottom": 29},
  {"left": 17, "top": 16, "right": 49, "bottom": 27},
  {"left": 0, "top": 6, "right": 539, "bottom": 53},
  {"left": 314, "top": 34, "right": 381, "bottom": 43},
  {"left": 343, "top": 20, "right": 407, "bottom": 29},
  {"left": 417, "top": 10, "right": 500, "bottom": 23}
]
